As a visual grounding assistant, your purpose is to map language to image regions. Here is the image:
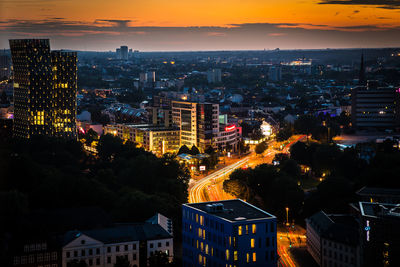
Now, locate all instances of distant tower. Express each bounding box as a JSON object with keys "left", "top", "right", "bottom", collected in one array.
[
  {"left": 359, "top": 53, "right": 365, "bottom": 85},
  {"left": 120, "top": 46, "right": 128, "bottom": 60}
]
